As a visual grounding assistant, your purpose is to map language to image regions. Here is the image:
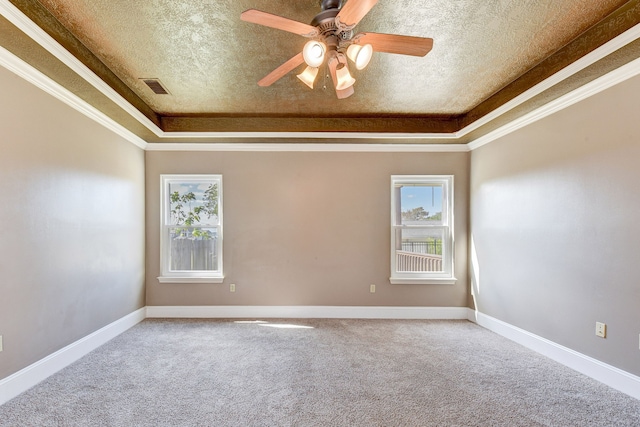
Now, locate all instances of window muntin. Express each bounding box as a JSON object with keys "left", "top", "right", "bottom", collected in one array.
[
  {"left": 159, "top": 175, "right": 223, "bottom": 283},
  {"left": 391, "top": 176, "right": 455, "bottom": 284}
]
